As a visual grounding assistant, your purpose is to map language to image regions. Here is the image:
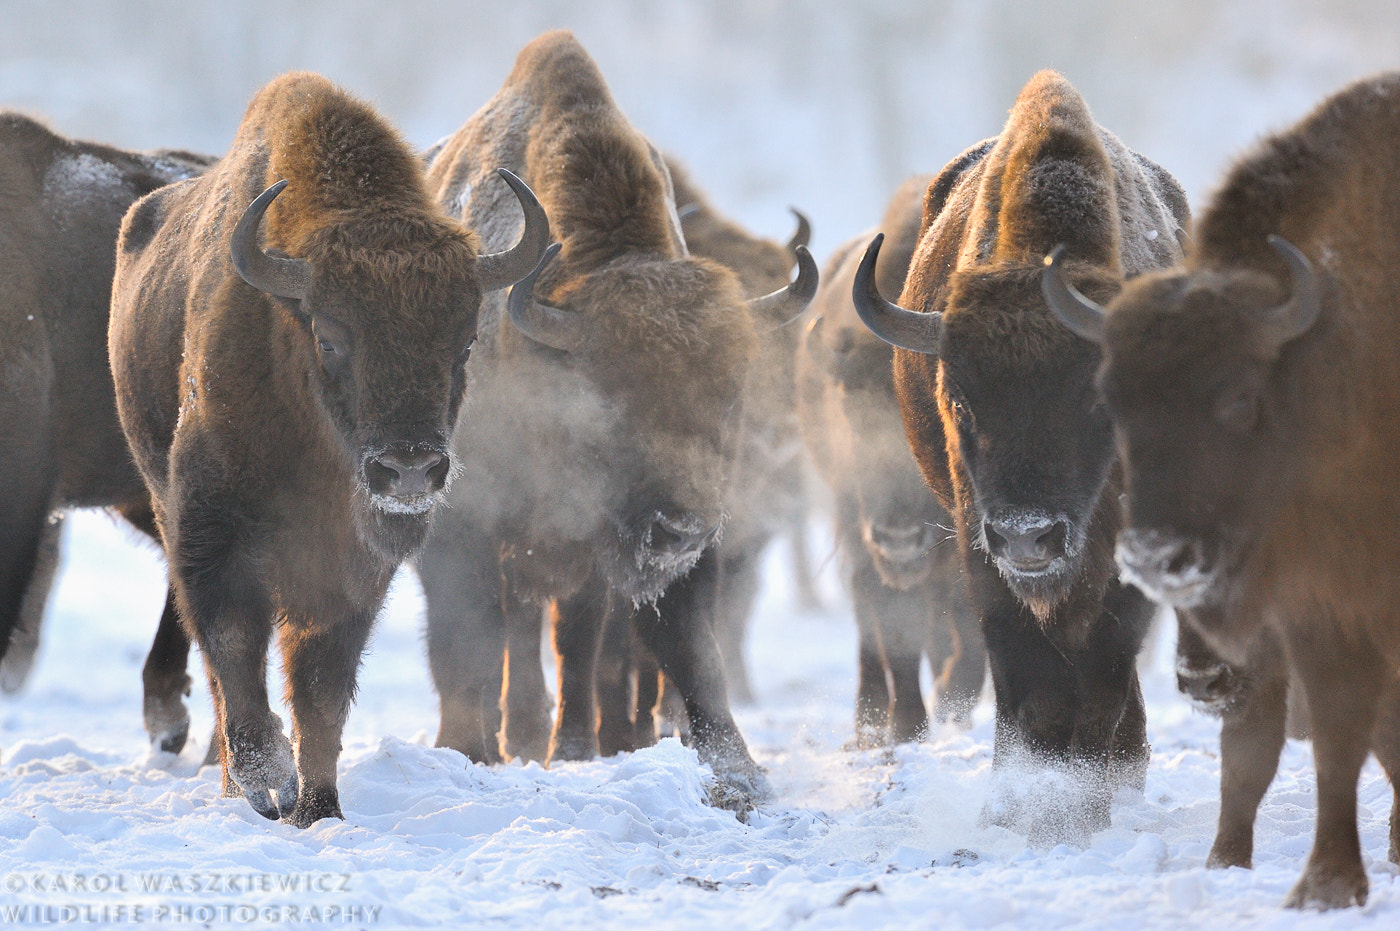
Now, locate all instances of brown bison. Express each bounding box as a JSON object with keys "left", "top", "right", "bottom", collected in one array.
[
  {"left": 798, "top": 175, "right": 985, "bottom": 745},
  {"left": 0, "top": 114, "right": 211, "bottom": 749},
  {"left": 1044, "top": 71, "right": 1400, "bottom": 908},
  {"left": 855, "top": 71, "right": 1189, "bottom": 842},
  {"left": 108, "top": 72, "right": 546, "bottom": 826},
  {"left": 417, "top": 32, "right": 811, "bottom": 807},
  {"left": 658, "top": 156, "right": 817, "bottom": 706}
]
